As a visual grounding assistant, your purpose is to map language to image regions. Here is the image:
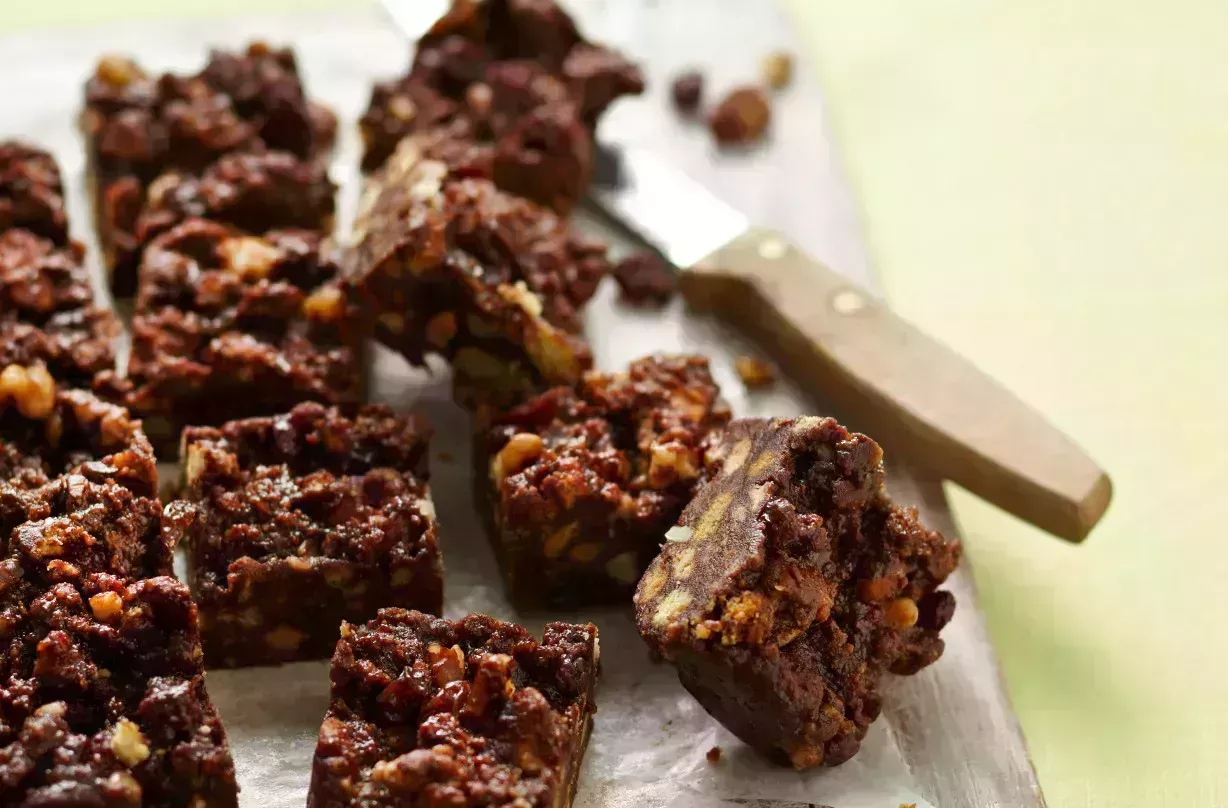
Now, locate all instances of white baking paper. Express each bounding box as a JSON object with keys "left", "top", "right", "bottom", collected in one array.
[{"left": 0, "top": 8, "right": 937, "bottom": 807}]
